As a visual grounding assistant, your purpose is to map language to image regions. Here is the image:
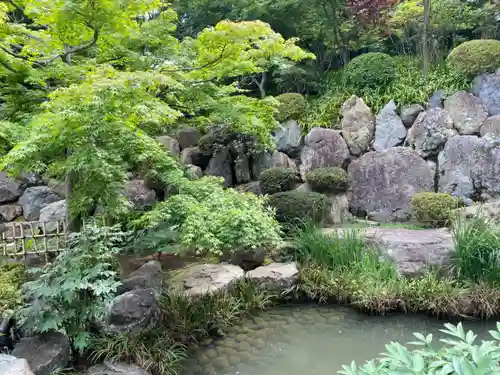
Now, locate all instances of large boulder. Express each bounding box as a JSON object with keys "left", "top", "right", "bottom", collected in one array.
[
  {"left": 230, "top": 142, "right": 251, "bottom": 184},
  {"left": 85, "top": 362, "right": 151, "bottom": 375},
  {"left": 444, "top": 91, "right": 488, "bottom": 135},
  {"left": 400, "top": 104, "right": 424, "bottom": 127},
  {"left": 274, "top": 120, "right": 303, "bottom": 158},
  {"left": 428, "top": 89, "right": 446, "bottom": 108},
  {"left": 480, "top": 115, "right": 500, "bottom": 137},
  {"left": 19, "top": 187, "right": 61, "bottom": 221},
  {"left": 221, "top": 248, "right": 266, "bottom": 271},
  {"left": 327, "top": 193, "right": 351, "bottom": 225},
  {"left": 124, "top": 180, "right": 156, "bottom": 210},
  {"left": 0, "top": 355, "right": 34, "bottom": 375},
  {"left": 106, "top": 289, "right": 159, "bottom": 334},
  {"left": 11, "top": 332, "right": 70, "bottom": 375},
  {"left": 472, "top": 70, "right": 500, "bottom": 116},
  {"left": 0, "top": 173, "right": 23, "bottom": 204},
  {"left": 205, "top": 148, "right": 233, "bottom": 187},
  {"left": 348, "top": 147, "right": 434, "bottom": 221},
  {"left": 456, "top": 200, "right": 500, "bottom": 219},
  {"left": 246, "top": 262, "right": 299, "bottom": 293},
  {"left": 118, "top": 260, "right": 164, "bottom": 294},
  {"left": 180, "top": 147, "right": 210, "bottom": 169},
  {"left": 185, "top": 164, "right": 203, "bottom": 180},
  {"left": 169, "top": 264, "right": 244, "bottom": 297},
  {"left": 406, "top": 108, "right": 457, "bottom": 158},
  {"left": 0, "top": 204, "right": 22, "bottom": 222},
  {"left": 373, "top": 100, "right": 407, "bottom": 151},
  {"left": 39, "top": 200, "right": 67, "bottom": 233},
  {"left": 299, "top": 127, "right": 350, "bottom": 180},
  {"left": 340, "top": 96, "right": 375, "bottom": 156},
  {"left": 177, "top": 127, "right": 202, "bottom": 150},
  {"left": 156, "top": 135, "right": 180, "bottom": 157},
  {"left": 251, "top": 151, "right": 296, "bottom": 180},
  {"left": 235, "top": 181, "right": 262, "bottom": 195}
]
